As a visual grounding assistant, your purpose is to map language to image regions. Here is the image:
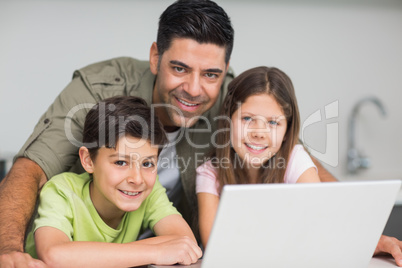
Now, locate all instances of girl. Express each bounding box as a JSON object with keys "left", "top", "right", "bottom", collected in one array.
[{"left": 196, "top": 66, "right": 321, "bottom": 248}]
